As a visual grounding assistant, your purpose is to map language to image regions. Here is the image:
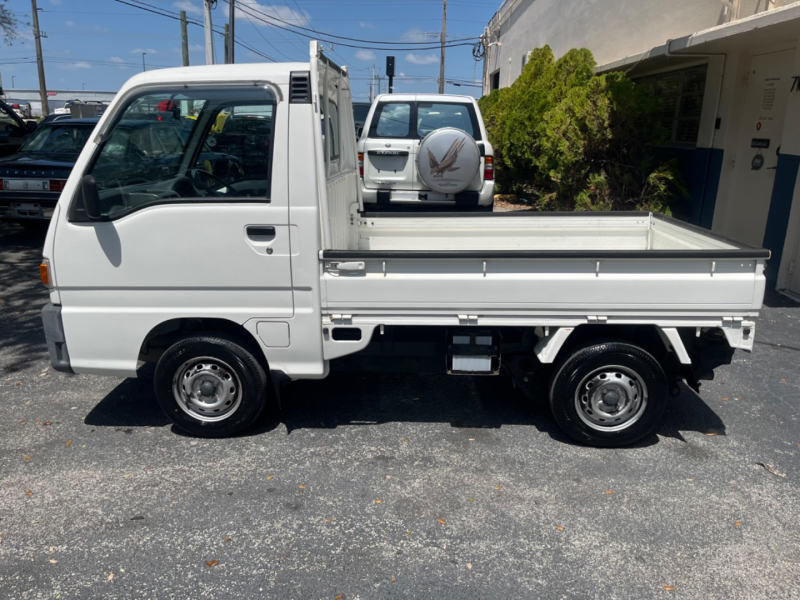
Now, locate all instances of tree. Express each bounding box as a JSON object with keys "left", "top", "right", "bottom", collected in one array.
[
  {"left": 479, "top": 46, "right": 686, "bottom": 214},
  {"left": 1, "top": 0, "right": 23, "bottom": 44}
]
